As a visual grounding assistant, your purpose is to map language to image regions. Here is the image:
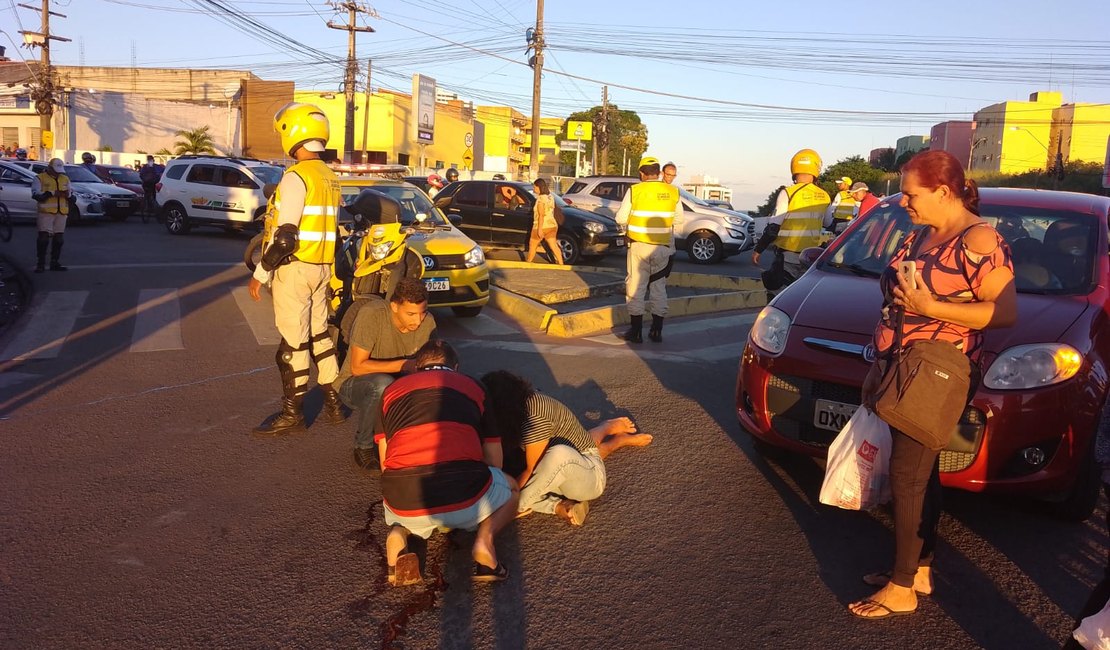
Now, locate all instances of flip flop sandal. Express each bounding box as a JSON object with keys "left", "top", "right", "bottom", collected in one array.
[
  {"left": 862, "top": 571, "right": 933, "bottom": 596},
  {"left": 557, "top": 500, "right": 590, "bottom": 527},
  {"left": 387, "top": 552, "right": 422, "bottom": 587},
  {"left": 849, "top": 599, "right": 916, "bottom": 620},
  {"left": 472, "top": 561, "right": 508, "bottom": 583}
]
